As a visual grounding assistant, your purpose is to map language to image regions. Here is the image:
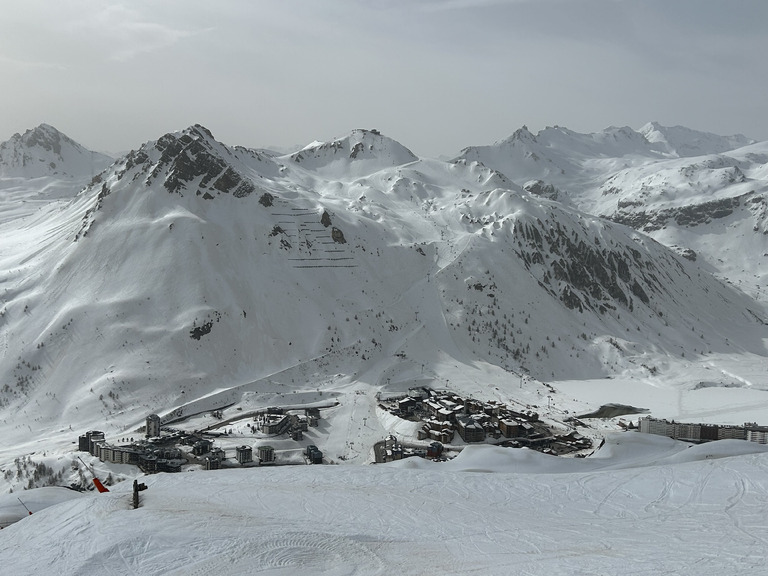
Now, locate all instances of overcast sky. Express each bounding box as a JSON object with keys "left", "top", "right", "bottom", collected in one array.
[{"left": 1, "top": 0, "right": 766, "bottom": 157}]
